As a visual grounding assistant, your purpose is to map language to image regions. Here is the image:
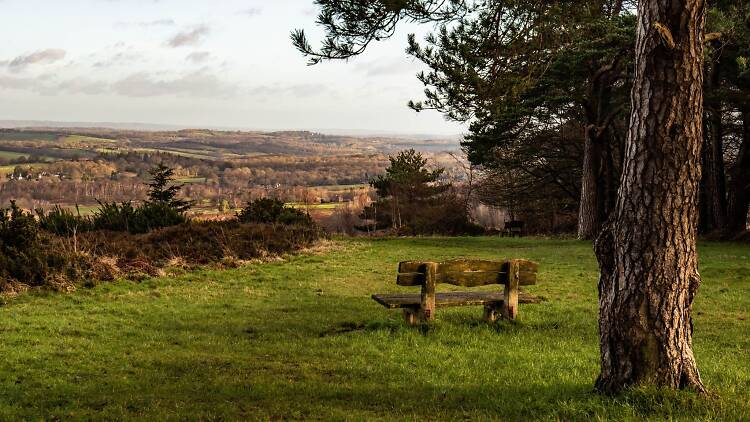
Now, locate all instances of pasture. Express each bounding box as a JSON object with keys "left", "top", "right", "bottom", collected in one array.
[{"left": 0, "top": 237, "right": 747, "bottom": 420}]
